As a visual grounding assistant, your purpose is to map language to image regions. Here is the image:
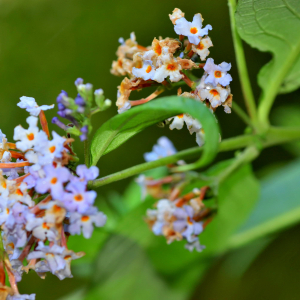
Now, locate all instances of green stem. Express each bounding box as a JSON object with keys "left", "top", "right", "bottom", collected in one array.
[
  {"left": 217, "top": 146, "right": 259, "bottom": 183},
  {"left": 232, "top": 102, "right": 253, "bottom": 127},
  {"left": 90, "top": 126, "right": 300, "bottom": 188},
  {"left": 228, "top": 0, "right": 257, "bottom": 121},
  {"left": 84, "top": 138, "right": 90, "bottom": 167},
  {"left": 90, "top": 135, "right": 254, "bottom": 188}
]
